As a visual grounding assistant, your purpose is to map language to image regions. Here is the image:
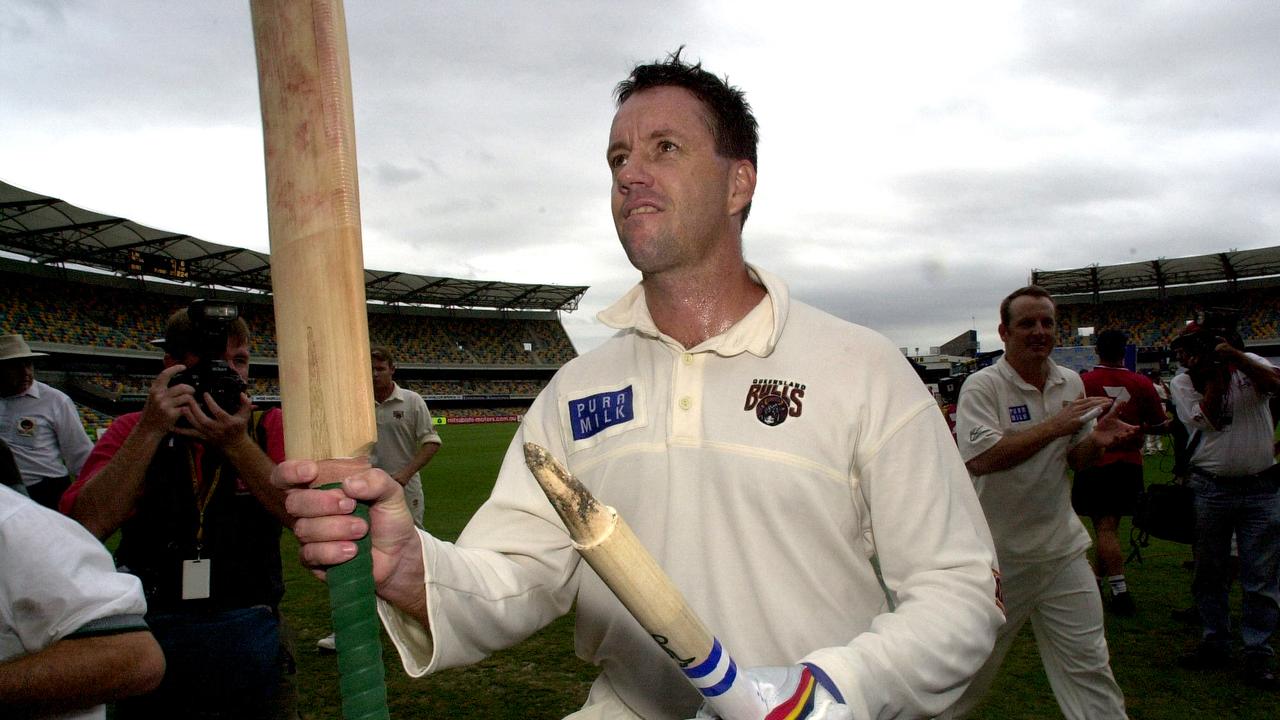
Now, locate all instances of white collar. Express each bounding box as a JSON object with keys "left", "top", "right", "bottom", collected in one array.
[{"left": 596, "top": 264, "right": 789, "bottom": 357}]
